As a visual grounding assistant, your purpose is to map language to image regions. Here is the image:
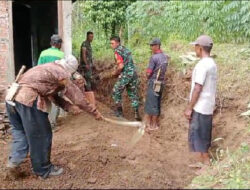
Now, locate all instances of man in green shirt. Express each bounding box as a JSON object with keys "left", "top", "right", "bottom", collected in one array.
[
  {"left": 37, "top": 34, "right": 64, "bottom": 128},
  {"left": 37, "top": 34, "right": 64, "bottom": 65}
]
